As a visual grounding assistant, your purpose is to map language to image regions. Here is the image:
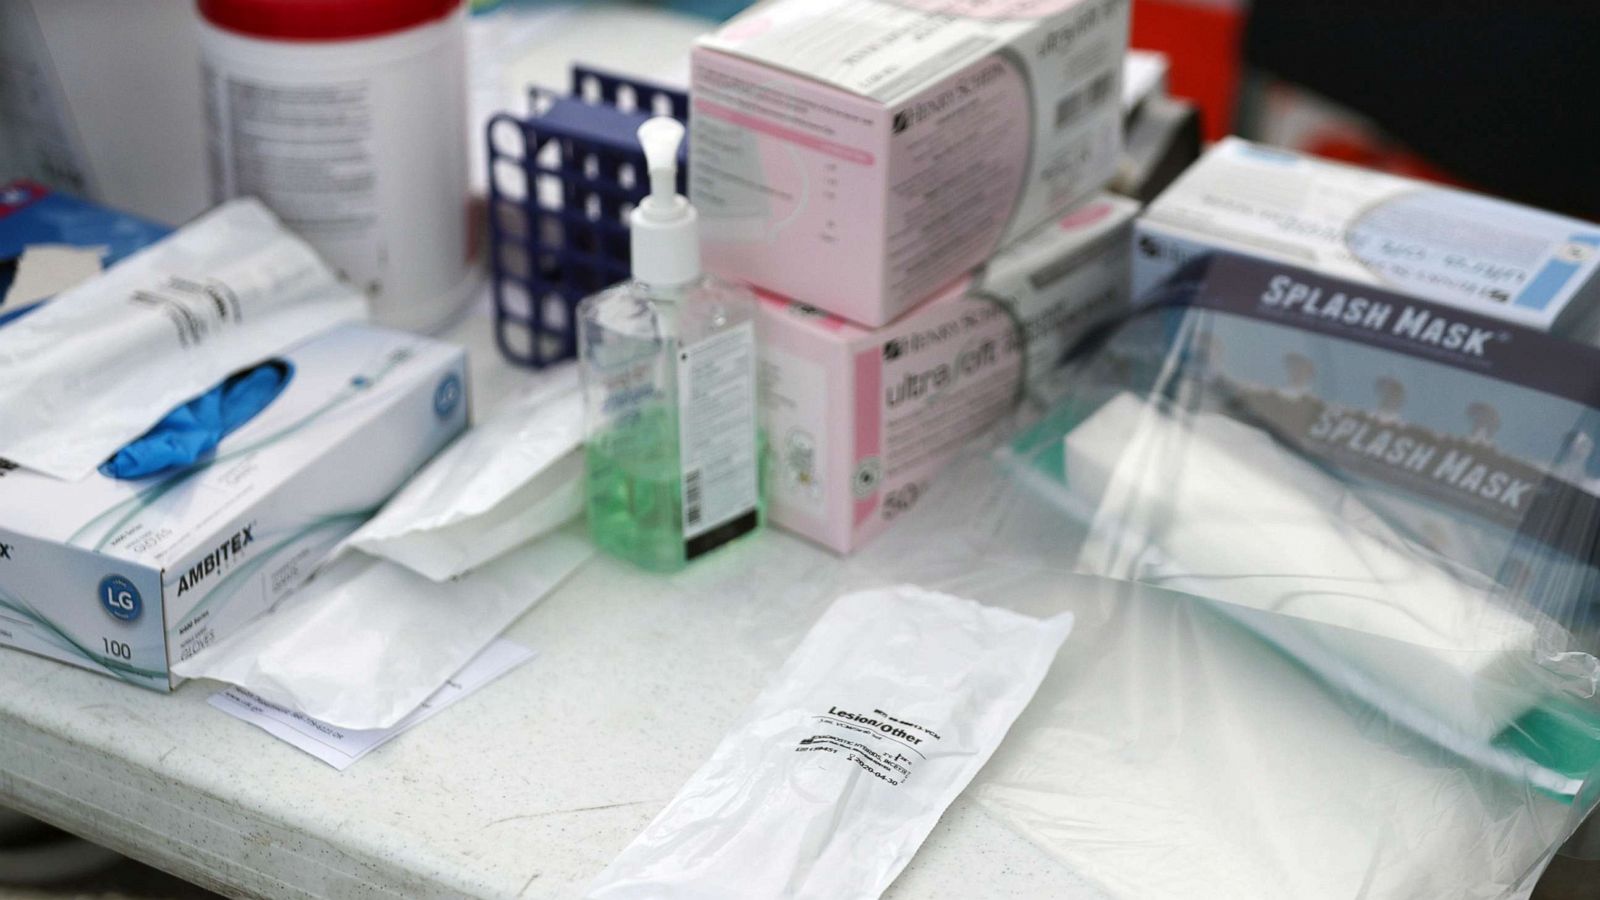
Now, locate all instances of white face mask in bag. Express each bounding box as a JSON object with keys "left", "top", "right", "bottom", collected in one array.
[
  {"left": 586, "top": 585, "right": 1074, "bottom": 900},
  {"left": 340, "top": 367, "right": 585, "bottom": 582},
  {"left": 0, "top": 198, "right": 367, "bottom": 481}
]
